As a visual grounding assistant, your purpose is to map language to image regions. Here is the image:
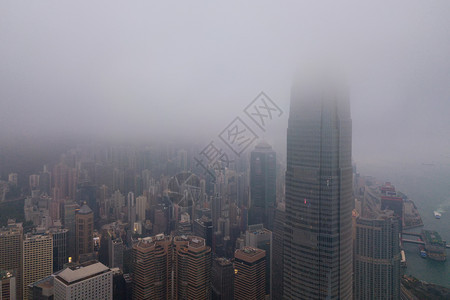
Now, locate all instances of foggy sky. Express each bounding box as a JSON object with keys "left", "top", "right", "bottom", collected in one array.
[{"left": 1, "top": 1, "right": 450, "bottom": 165}]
